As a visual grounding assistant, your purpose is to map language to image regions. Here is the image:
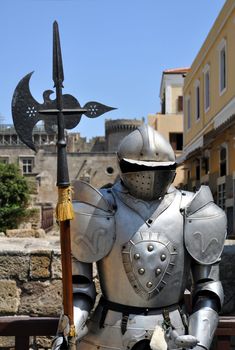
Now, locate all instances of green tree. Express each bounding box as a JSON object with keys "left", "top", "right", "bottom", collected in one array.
[{"left": 0, "top": 163, "right": 30, "bottom": 232}]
